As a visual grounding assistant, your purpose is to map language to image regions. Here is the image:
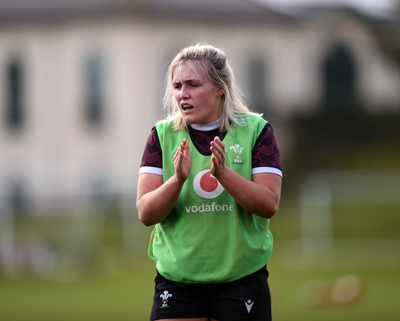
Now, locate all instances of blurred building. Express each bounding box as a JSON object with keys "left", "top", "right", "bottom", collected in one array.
[{"left": 0, "top": 0, "right": 399, "bottom": 214}]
